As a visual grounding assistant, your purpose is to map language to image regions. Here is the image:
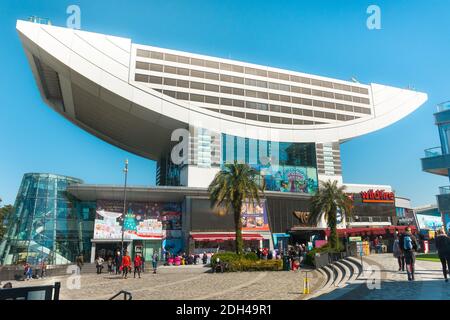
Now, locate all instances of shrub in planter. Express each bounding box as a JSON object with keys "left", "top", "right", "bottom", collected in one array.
[
  {"left": 210, "top": 252, "right": 283, "bottom": 272},
  {"left": 211, "top": 252, "right": 241, "bottom": 269},
  {"left": 228, "top": 259, "right": 283, "bottom": 272},
  {"left": 244, "top": 252, "right": 258, "bottom": 261}
]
